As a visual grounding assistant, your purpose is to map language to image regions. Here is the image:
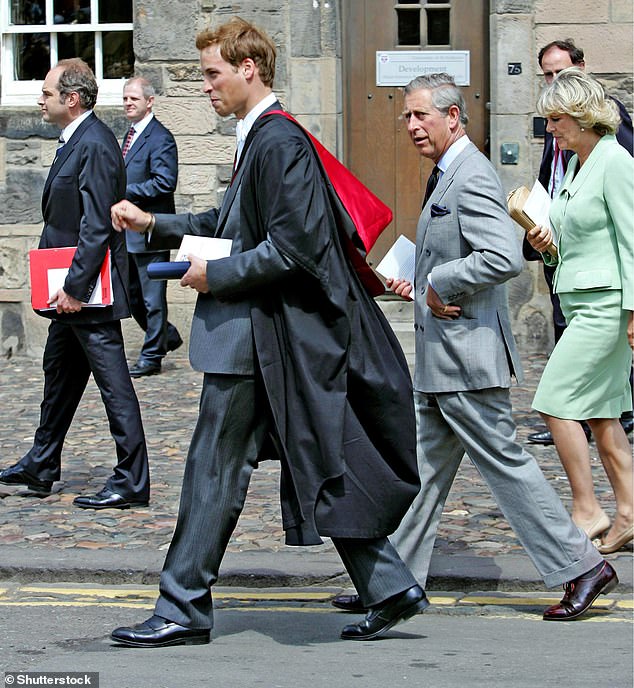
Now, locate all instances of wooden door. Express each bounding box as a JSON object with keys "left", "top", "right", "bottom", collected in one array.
[{"left": 342, "top": 0, "right": 490, "bottom": 265}]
